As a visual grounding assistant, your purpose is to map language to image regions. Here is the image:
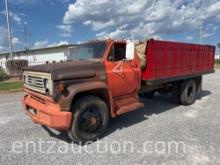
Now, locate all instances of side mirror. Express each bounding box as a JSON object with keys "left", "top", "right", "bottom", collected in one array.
[{"left": 126, "top": 40, "right": 135, "bottom": 60}]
